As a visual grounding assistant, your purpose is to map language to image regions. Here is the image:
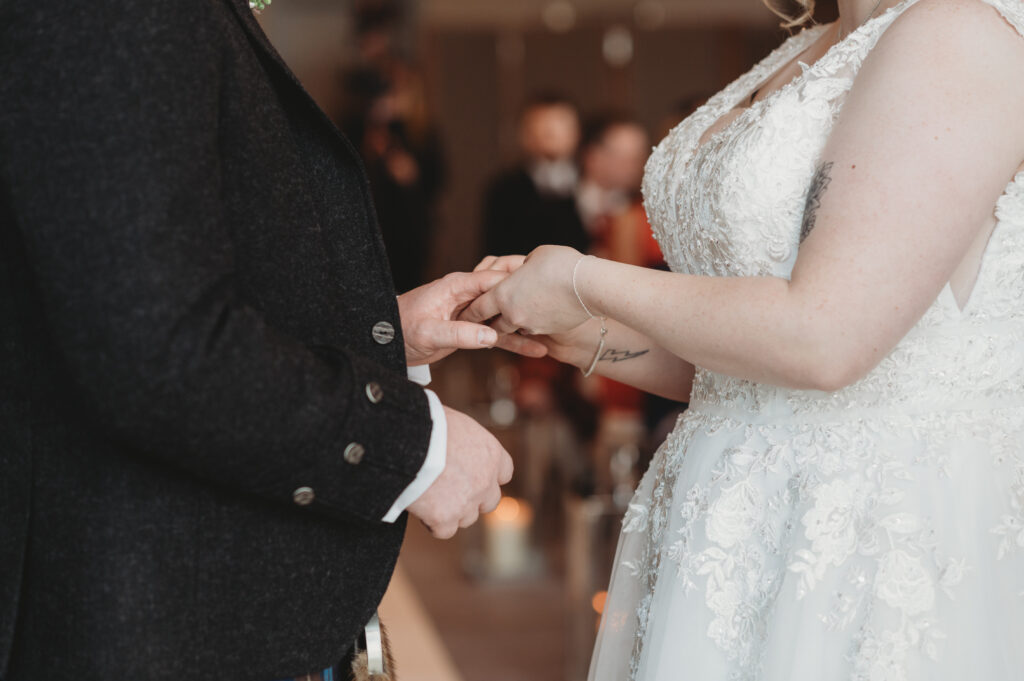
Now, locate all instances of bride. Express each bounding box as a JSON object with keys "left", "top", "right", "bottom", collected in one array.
[{"left": 464, "top": 0, "right": 1024, "bottom": 678}]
